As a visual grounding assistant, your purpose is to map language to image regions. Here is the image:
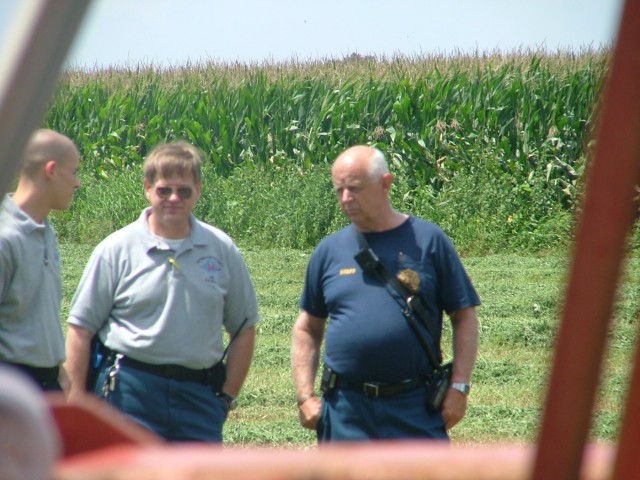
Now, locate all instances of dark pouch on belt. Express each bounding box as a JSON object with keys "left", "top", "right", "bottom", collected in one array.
[
  {"left": 319, "top": 364, "right": 336, "bottom": 394},
  {"left": 210, "top": 361, "right": 227, "bottom": 393},
  {"left": 425, "top": 361, "right": 453, "bottom": 412},
  {"left": 86, "top": 336, "right": 105, "bottom": 391}
]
